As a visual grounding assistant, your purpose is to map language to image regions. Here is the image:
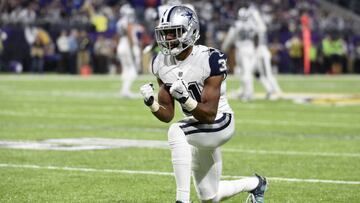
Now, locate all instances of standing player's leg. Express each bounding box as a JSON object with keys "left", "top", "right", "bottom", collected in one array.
[
  {"left": 255, "top": 47, "right": 273, "bottom": 98},
  {"left": 117, "top": 39, "right": 138, "bottom": 98},
  {"left": 260, "top": 46, "right": 282, "bottom": 99},
  {"left": 239, "top": 53, "right": 256, "bottom": 101}
]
